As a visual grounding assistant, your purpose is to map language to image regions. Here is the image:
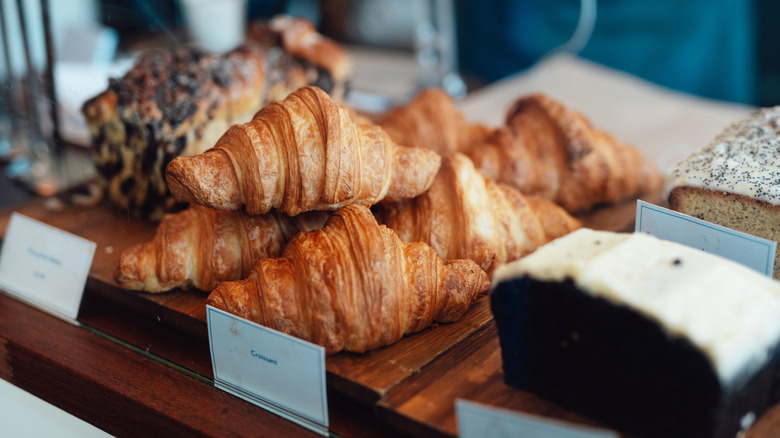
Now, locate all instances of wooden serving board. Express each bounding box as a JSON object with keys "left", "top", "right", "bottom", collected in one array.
[
  {"left": 0, "top": 198, "right": 503, "bottom": 405},
  {"left": 376, "top": 322, "right": 611, "bottom": 437},
  {"left": 0, "top": 187, "right": 662, "bottom": 428}
]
